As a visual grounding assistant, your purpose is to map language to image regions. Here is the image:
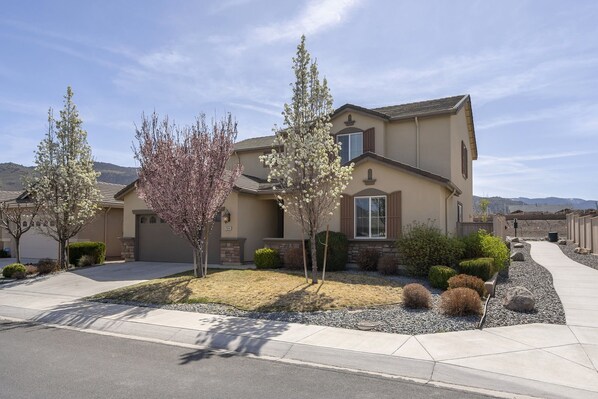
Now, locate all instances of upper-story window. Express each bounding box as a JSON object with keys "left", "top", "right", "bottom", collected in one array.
[
  {"left": 338, "top": 132, "right": 363, "bottom": 164},
  {"left": 461, "top": 141, "right": 468, "bottom": 179}
]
